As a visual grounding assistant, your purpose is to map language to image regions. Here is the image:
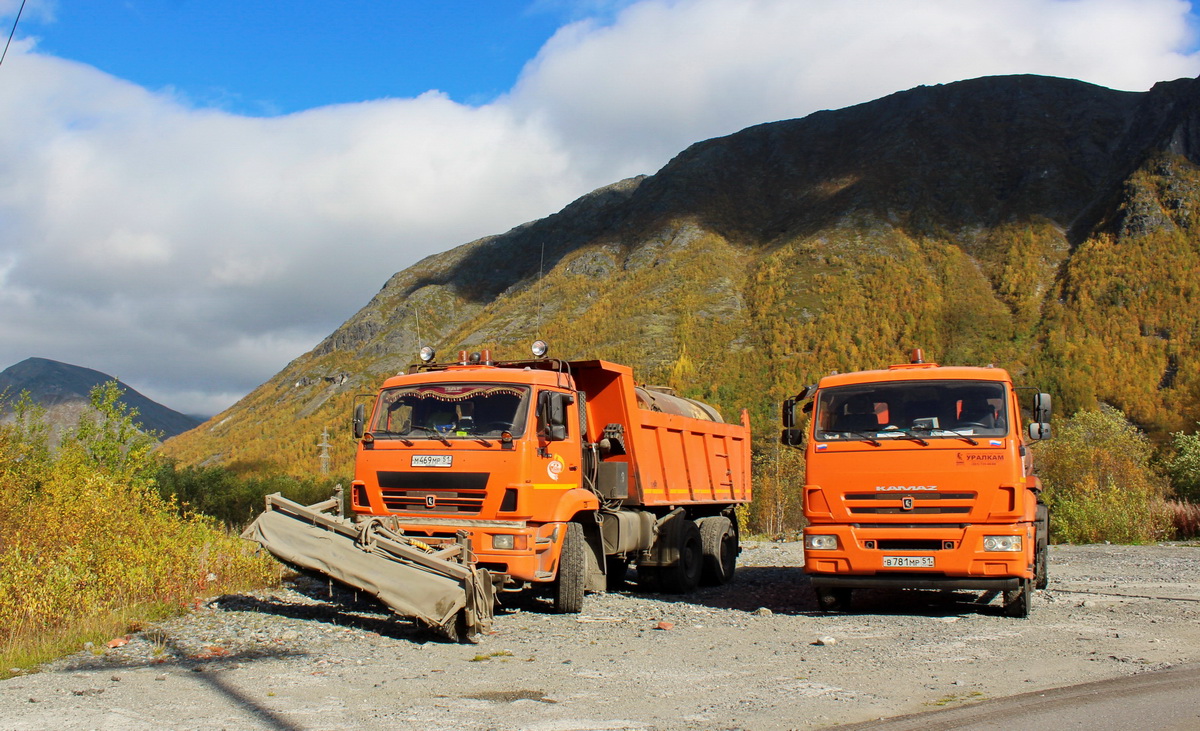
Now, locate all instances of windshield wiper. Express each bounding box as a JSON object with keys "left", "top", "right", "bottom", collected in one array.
[
  {"left": 844, "top": 431, "right": 882, "bottom": 446},
  {"left": 372, "top": 430, "right": 414, "bottom": 445},
  {"left": 883, "top": 426, "right": 930, "bottom": 446},
  {"left": 941, "top": 428, "right": 979, "bottom": 445},
  {"left": 407, "top": 425, "right": 452, "bottom": 447}
]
